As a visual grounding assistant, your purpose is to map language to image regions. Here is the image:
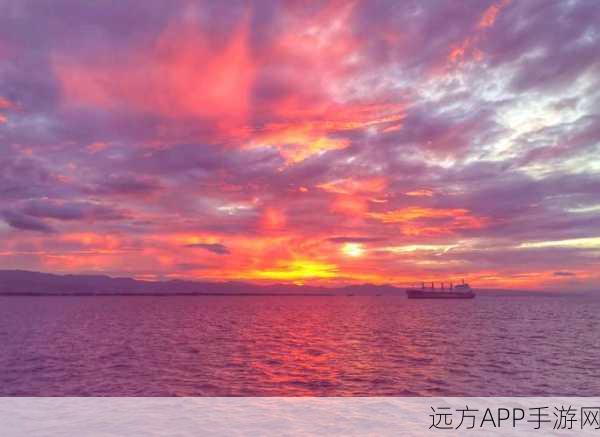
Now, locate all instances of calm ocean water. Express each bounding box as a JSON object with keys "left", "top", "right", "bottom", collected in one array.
[{"left": 1, "top": 294, "right": 598, "bottom": 396}]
